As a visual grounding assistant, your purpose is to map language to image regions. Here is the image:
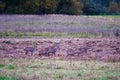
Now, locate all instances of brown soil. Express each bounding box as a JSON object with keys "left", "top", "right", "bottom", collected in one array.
[{"left": 0, "top": 38, "right": 120, "bottom": 62}]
